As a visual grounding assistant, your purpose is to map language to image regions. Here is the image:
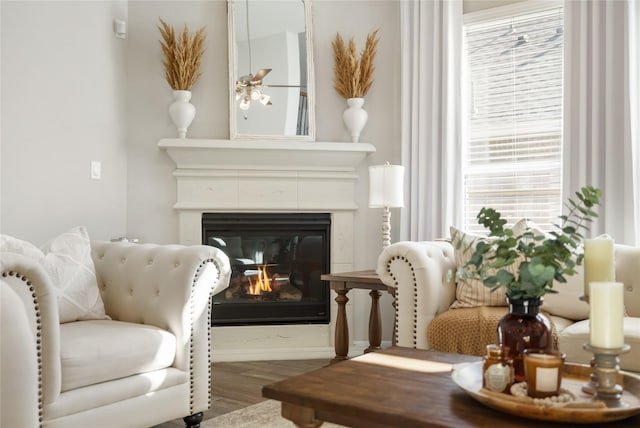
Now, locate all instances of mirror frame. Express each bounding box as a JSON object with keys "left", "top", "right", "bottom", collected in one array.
[{"left": 228, "top": 0, "right": 315, "bottom": 141}]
